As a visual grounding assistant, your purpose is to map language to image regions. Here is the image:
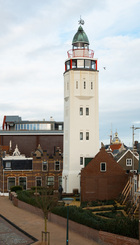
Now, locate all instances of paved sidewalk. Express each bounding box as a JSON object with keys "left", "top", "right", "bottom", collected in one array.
[{"left": 0, "top": 197, "right": 99, "bottom": 245}]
